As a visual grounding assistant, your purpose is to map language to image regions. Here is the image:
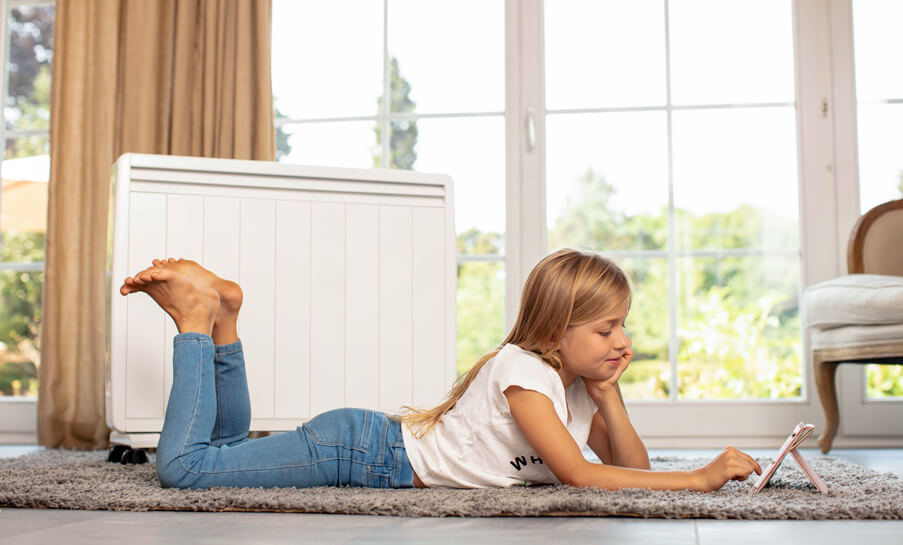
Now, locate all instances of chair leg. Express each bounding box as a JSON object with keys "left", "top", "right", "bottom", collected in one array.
[{"left": 813, "top": 354, "right": 840, "bottom": 454}]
